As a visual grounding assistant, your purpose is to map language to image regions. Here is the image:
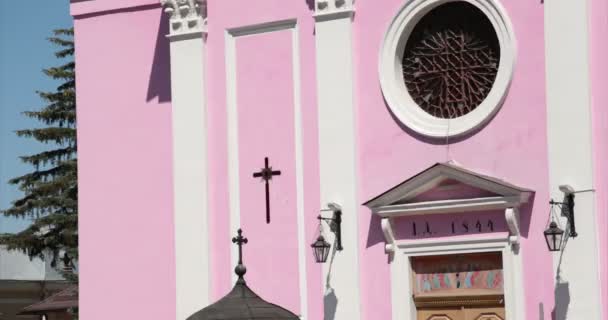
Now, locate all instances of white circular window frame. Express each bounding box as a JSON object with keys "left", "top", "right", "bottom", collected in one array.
[{"left": 379, "top": 0, "right": 517, "bottom": 138}]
